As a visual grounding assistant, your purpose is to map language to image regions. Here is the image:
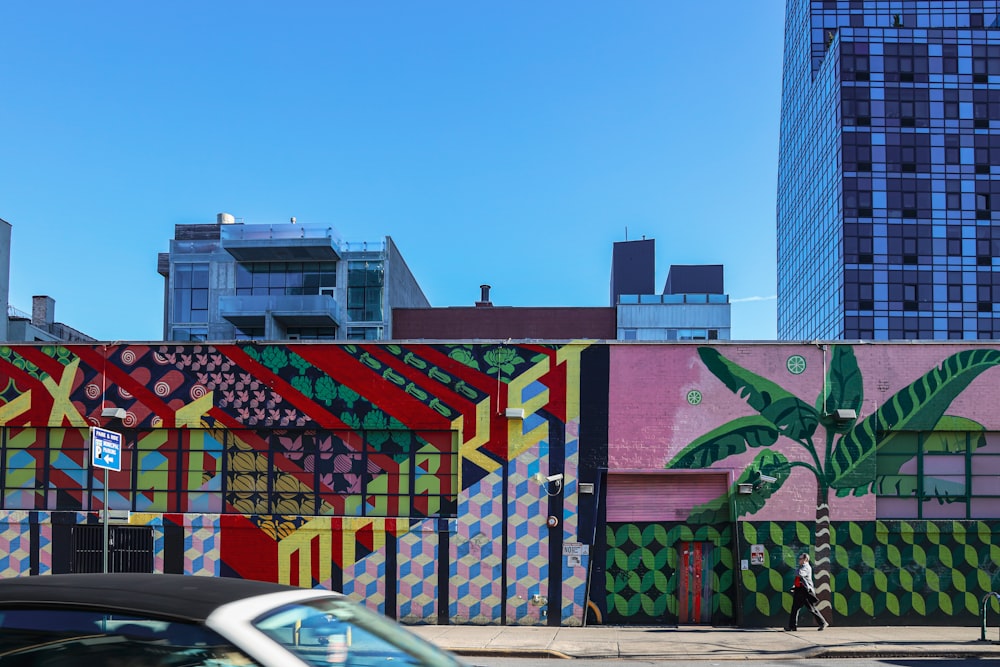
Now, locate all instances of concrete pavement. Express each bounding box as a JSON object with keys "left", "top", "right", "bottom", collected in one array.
[{"left": 410, "top": 623, "right": 1000, "bottom": 660}]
